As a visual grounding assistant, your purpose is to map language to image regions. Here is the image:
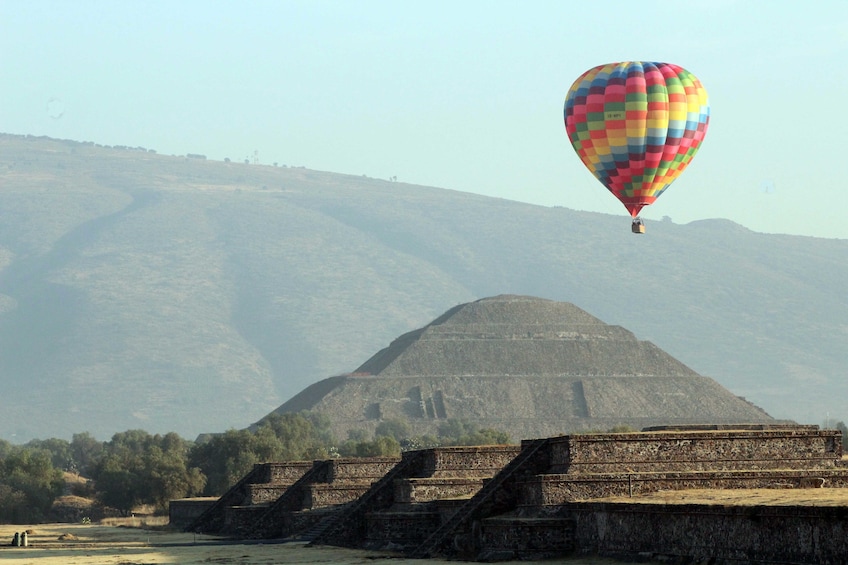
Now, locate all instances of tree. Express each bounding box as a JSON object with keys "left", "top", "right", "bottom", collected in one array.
[
  {"left": 26, "top": 437, "right": 73, "bottom": 471},
  {"left": 375, "top": 418, "right": 411, "bottom": 442},
  {"left": 0, "top": 447, "right": 64, "bottom": 523},
  {"left": 189, "top": 429, "right": 273, "bottom": 496},
  {"left": 437, "top": 419, "right": 511, "bottom": 447},
  {"left": 91, "top": 430, "right": 204, "bottom": 513},
  {"left": 189, "top": 412, "right": 336, "bottom": 496},
  {"left": 347, "top": 429, "right": 369, "bottom": 442},
  {"left": 70, "top": 432, "right": 104, "bottom": 476},
  {"left": 0, "top": 439, "right": 13, "bottom": 459},
  {"left": 94, "top": 467, "right": 142, "bottom": 515},
  {"left": 338, "top": 436, "right": 400, "bottom": 458},
  {"left": 257, "top": 412, "right": 334, "bottom": 460},
  {"left": 437, "top": 419, "right": 476, "bottom": 442},
  {"left": 143, "top": 440, "right": 206, "bottom": 510}
]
